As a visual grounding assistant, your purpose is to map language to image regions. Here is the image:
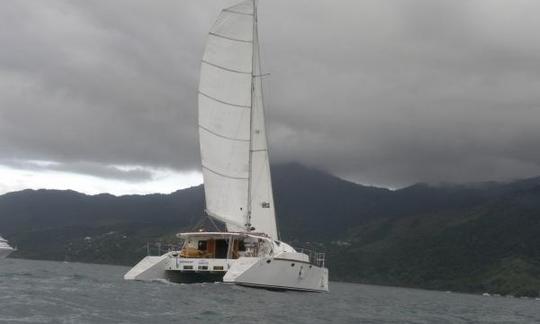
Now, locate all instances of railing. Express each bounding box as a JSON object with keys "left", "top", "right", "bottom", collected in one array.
[
  {"left": 295, "top": 247, "right": 326, "bottom": 268},
  {"left": 144, "top": 241, "right": 327, "bottom": 268}
]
